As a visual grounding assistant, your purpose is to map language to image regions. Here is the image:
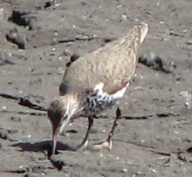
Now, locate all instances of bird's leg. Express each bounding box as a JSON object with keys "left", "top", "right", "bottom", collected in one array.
[
  {"left": 76, "top": 116, "right": 94, "bottom": 151},
  {"left": 106, "top": 107, "right": 121, "bottom": 149},
  {"left": 93, "top": 107, "right": 121, "bottom": 150}
]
